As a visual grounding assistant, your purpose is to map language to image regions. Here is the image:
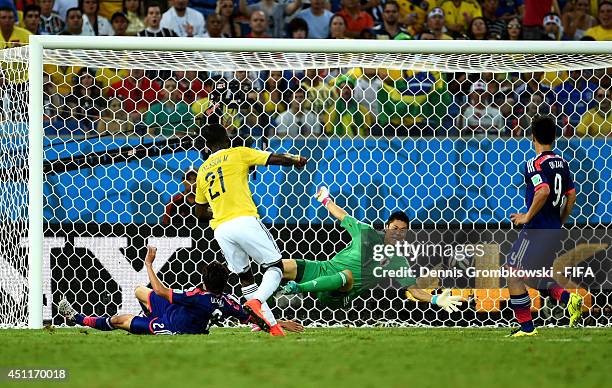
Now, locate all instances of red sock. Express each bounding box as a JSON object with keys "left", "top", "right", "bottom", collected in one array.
[{"left": 548, "top": 285, "right": 571, "bottom": 304}]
